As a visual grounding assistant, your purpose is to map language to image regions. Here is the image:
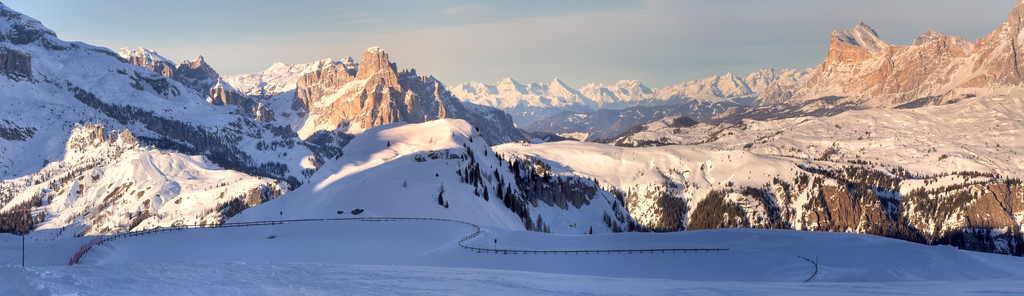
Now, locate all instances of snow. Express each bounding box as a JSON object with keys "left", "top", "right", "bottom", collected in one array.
[
  {"left": 237, "top": 119, "right": 632, "bottom": 234},
  {"left": 3, "top": 219, "right": 1024, "bottom": 294},
  {"left": 116, "top": 47, "right": 173, "bottom": 65},
  {"left": 1, "top": 124, "right": 283, "bottom": 235},
  {"left": 619, "top": 96, "right": 1024, "bottom": 178},
  {"left": 833, "top": 23, "right": 888, "bottom": 52},
  {"left": 0, "top": 5, "right": 316, "bottom": 182},
  {"left": 222, "top": 58, "right": 341, "bottom": 97}
]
